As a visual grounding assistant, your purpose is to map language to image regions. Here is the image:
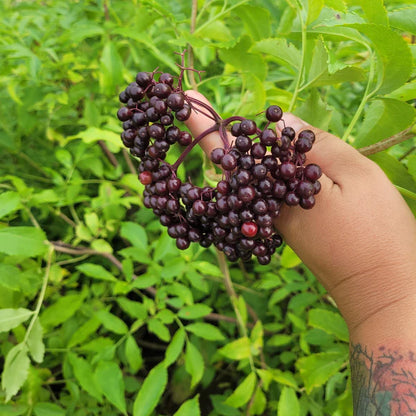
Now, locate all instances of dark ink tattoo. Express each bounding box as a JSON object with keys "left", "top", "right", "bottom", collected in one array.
[{"left": 350, "top": 343, "right": 416, "bottom": 415}]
